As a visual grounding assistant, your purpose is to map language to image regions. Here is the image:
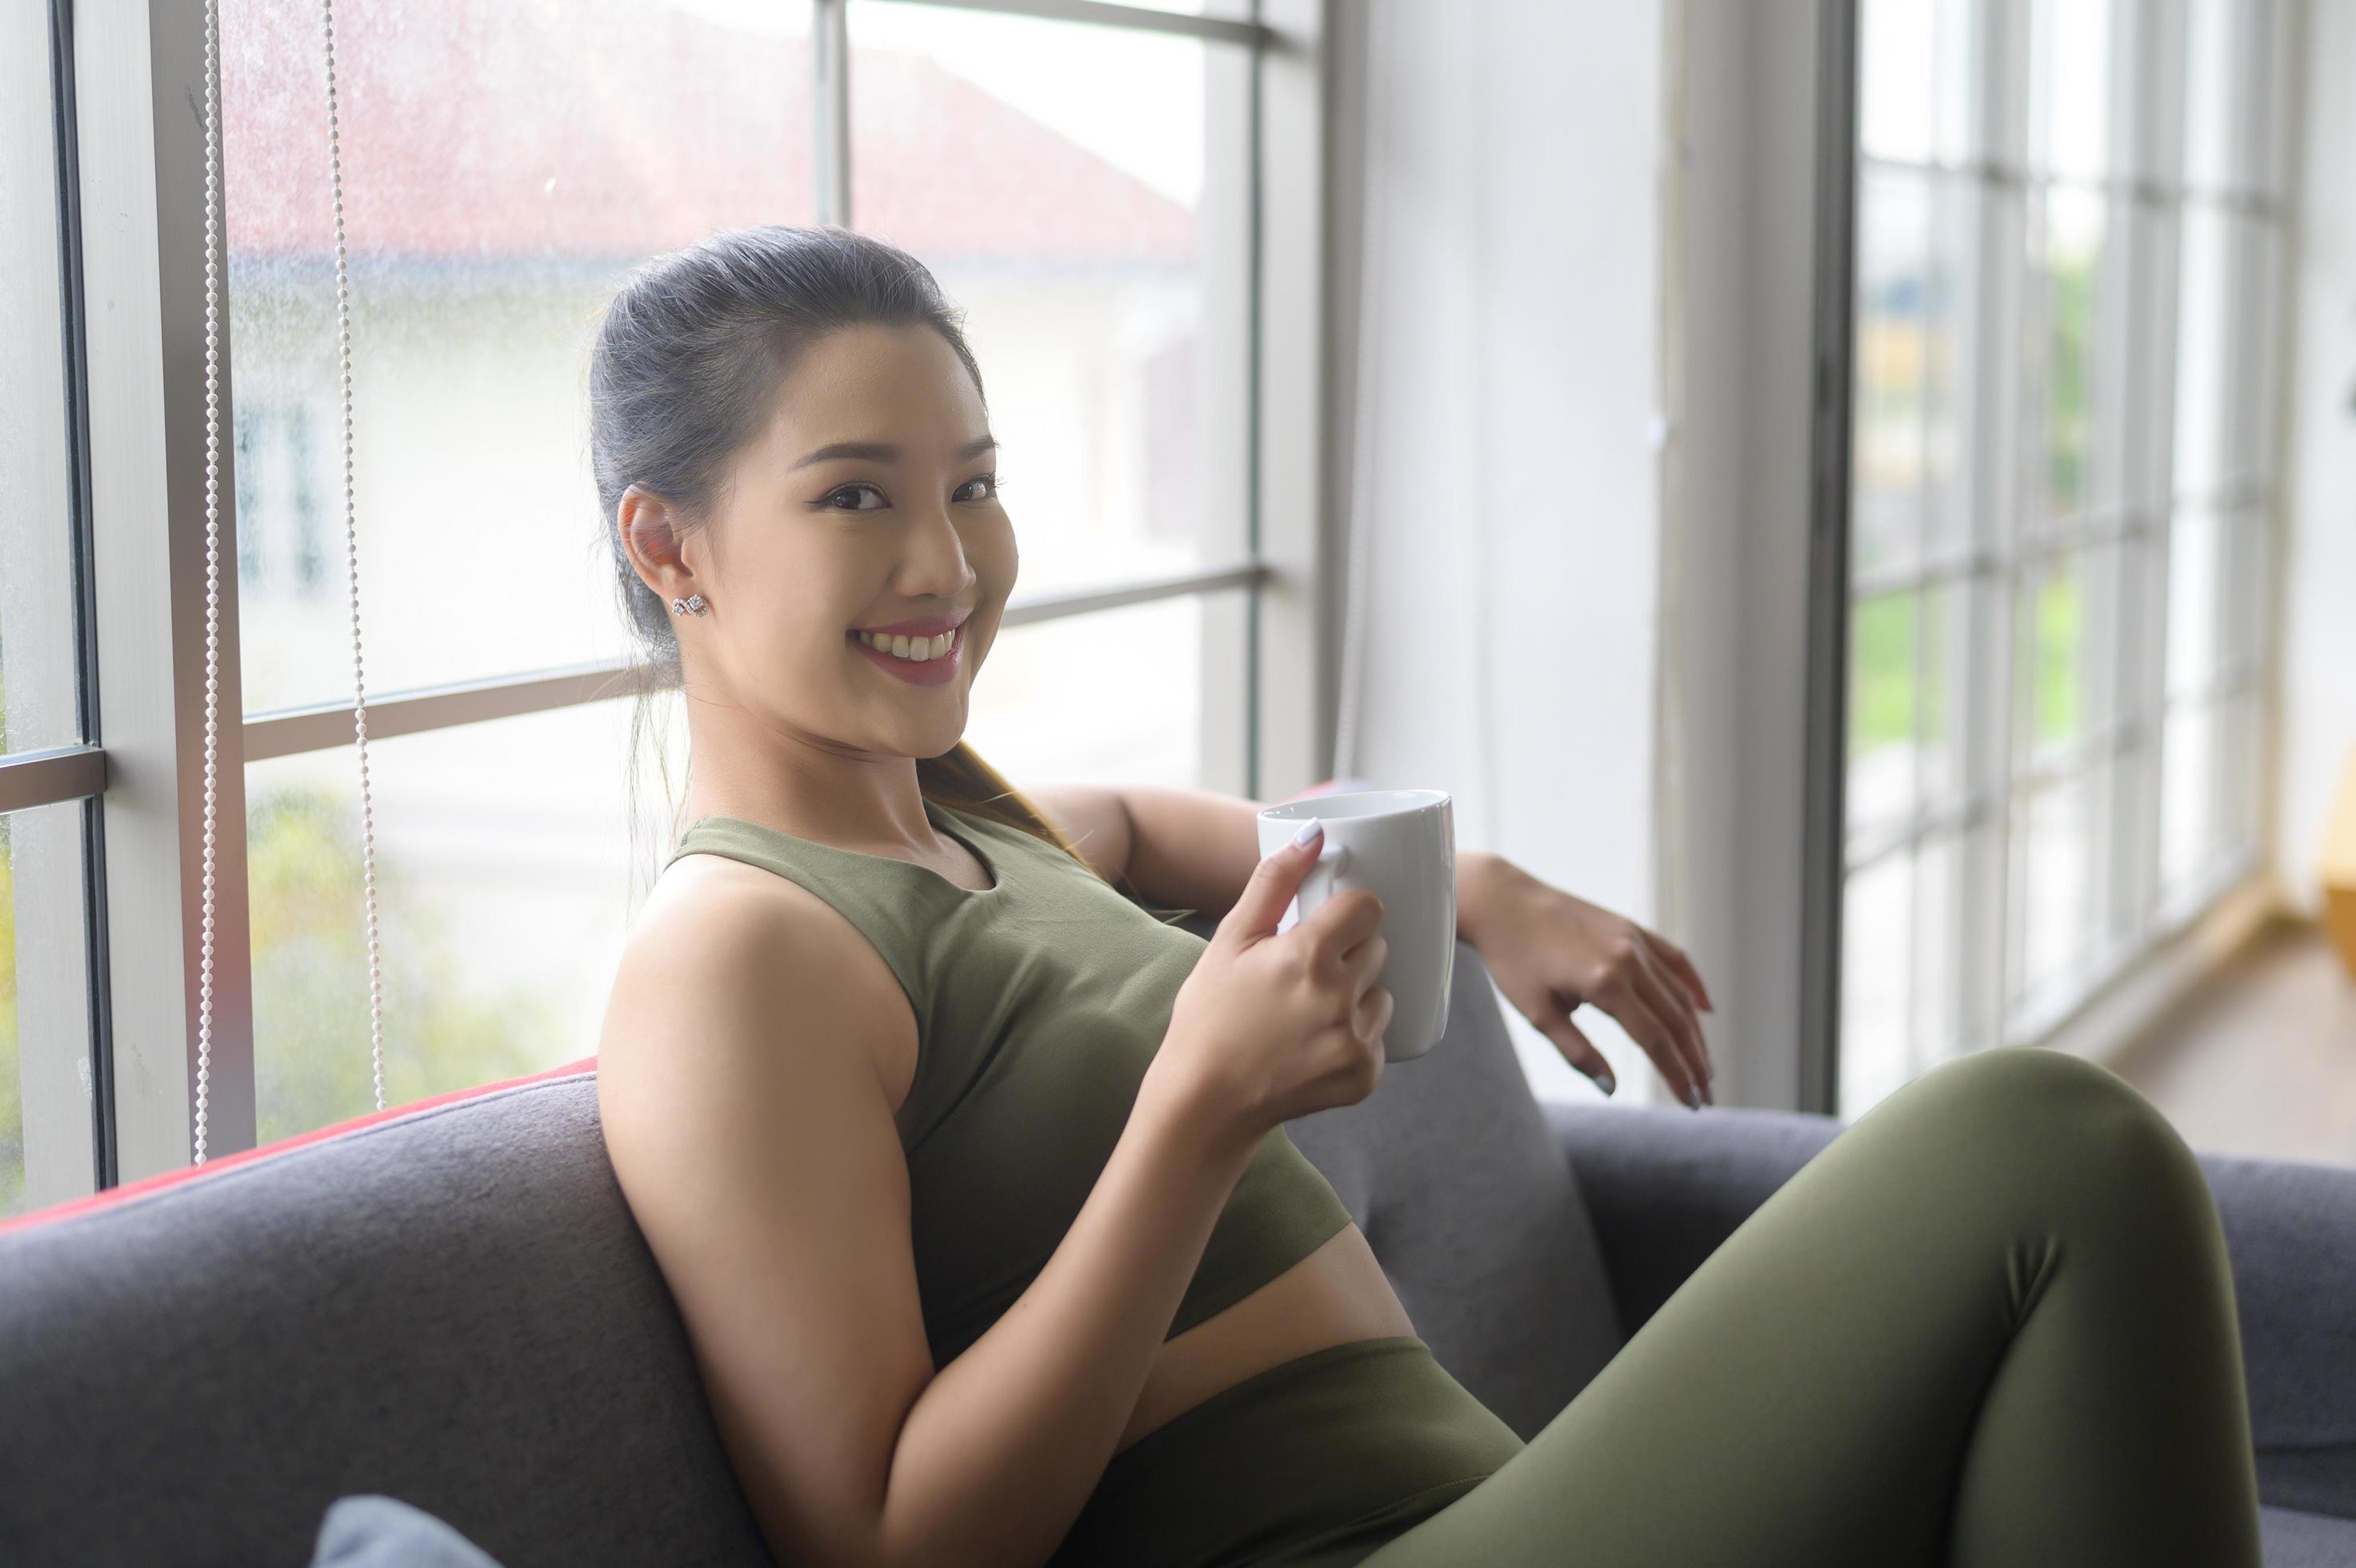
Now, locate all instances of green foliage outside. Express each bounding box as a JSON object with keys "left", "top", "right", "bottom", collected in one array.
[
  {"left": 1850, "top": 239, "right": 2092, "bottom": 762},
  {"left": 0, "top": 775, "right": 570, "bottom": 1218},
  {"left": 1850, "top": 578, "right": 2082, "bottom": 756},
  {"left": 2047, "top": 249, "right": 2094, "bottom": 516},
  {"left": 248, "top": 784, "right": 562, "bottom": 1146}
]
